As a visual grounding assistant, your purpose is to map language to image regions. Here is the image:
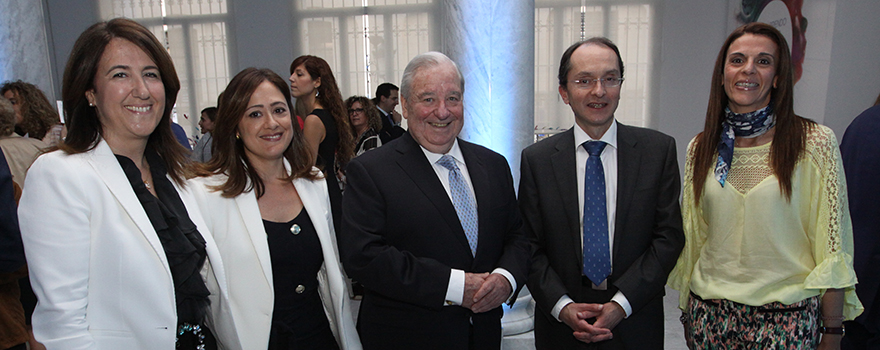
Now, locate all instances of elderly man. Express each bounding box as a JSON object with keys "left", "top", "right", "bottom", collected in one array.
[
  {"left": 339, "top": 52, "right": 531, "bottom": 350},
  {"left": 519, "top": 38, "right": 684, "bottom": 349}
]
